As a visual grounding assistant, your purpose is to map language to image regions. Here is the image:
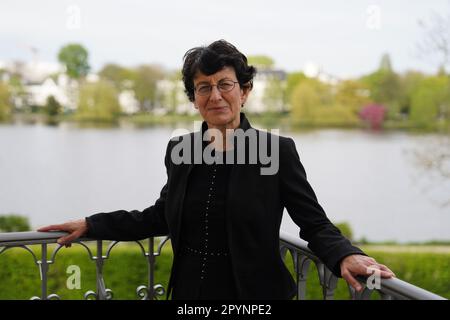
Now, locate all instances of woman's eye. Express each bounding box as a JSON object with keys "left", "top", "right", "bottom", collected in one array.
[
  {"left": 198, "top": 86, "right": 210, "bottom": 92},
  {"left": 219, "top": 83, "right": 233, "bottom": 90}
]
